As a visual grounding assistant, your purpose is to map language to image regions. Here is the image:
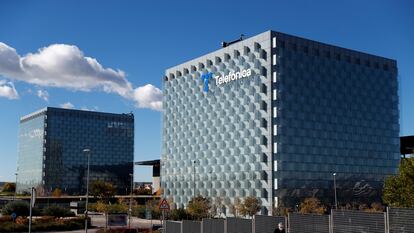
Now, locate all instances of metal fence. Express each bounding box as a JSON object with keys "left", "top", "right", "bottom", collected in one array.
[
  {"left": 253, "top": 215, "right": 286, "bottom": 233},
  {"left": 202, "top": 218, "right": 225, "bottom": 233},
  {"left": 288, "top": 212, "right": 330, "bottom": 233},
  {"left": 387, "top": 207, "right": 414, "bottom": 233},
  {"left": 225, "top": 217, "right": 252, "bottom": 233},
  {"left": 163, "top": 208, "right": 414, "bottom": 233},
  {"left": 166, "top": 220, "right": 181, "bottom": 233},
  {"left": 332, "top": 210, "right": 386, "bottom": 233},
  {"left": 181, "top": 220, "right": 201, "bottom": 233}
]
